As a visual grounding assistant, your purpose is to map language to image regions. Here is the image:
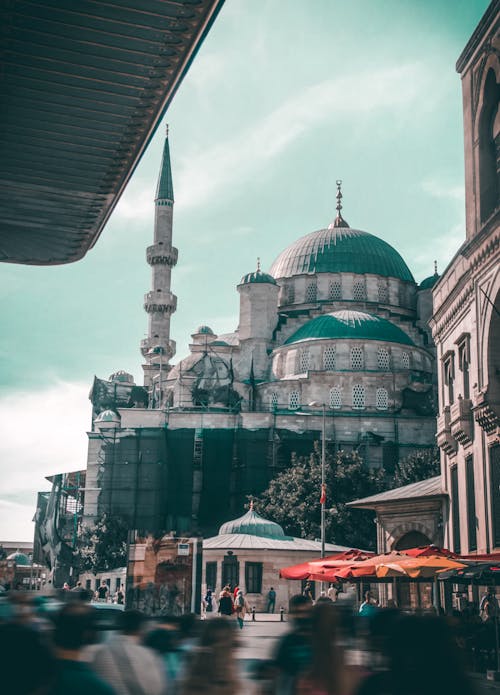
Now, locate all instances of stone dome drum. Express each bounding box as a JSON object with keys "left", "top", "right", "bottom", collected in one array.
[
  {"left": 285, "top": 310, "right": 414, "bottom": 346},
  {"left": 270, "top": 227, "right": 414, "bottom": 282}
]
